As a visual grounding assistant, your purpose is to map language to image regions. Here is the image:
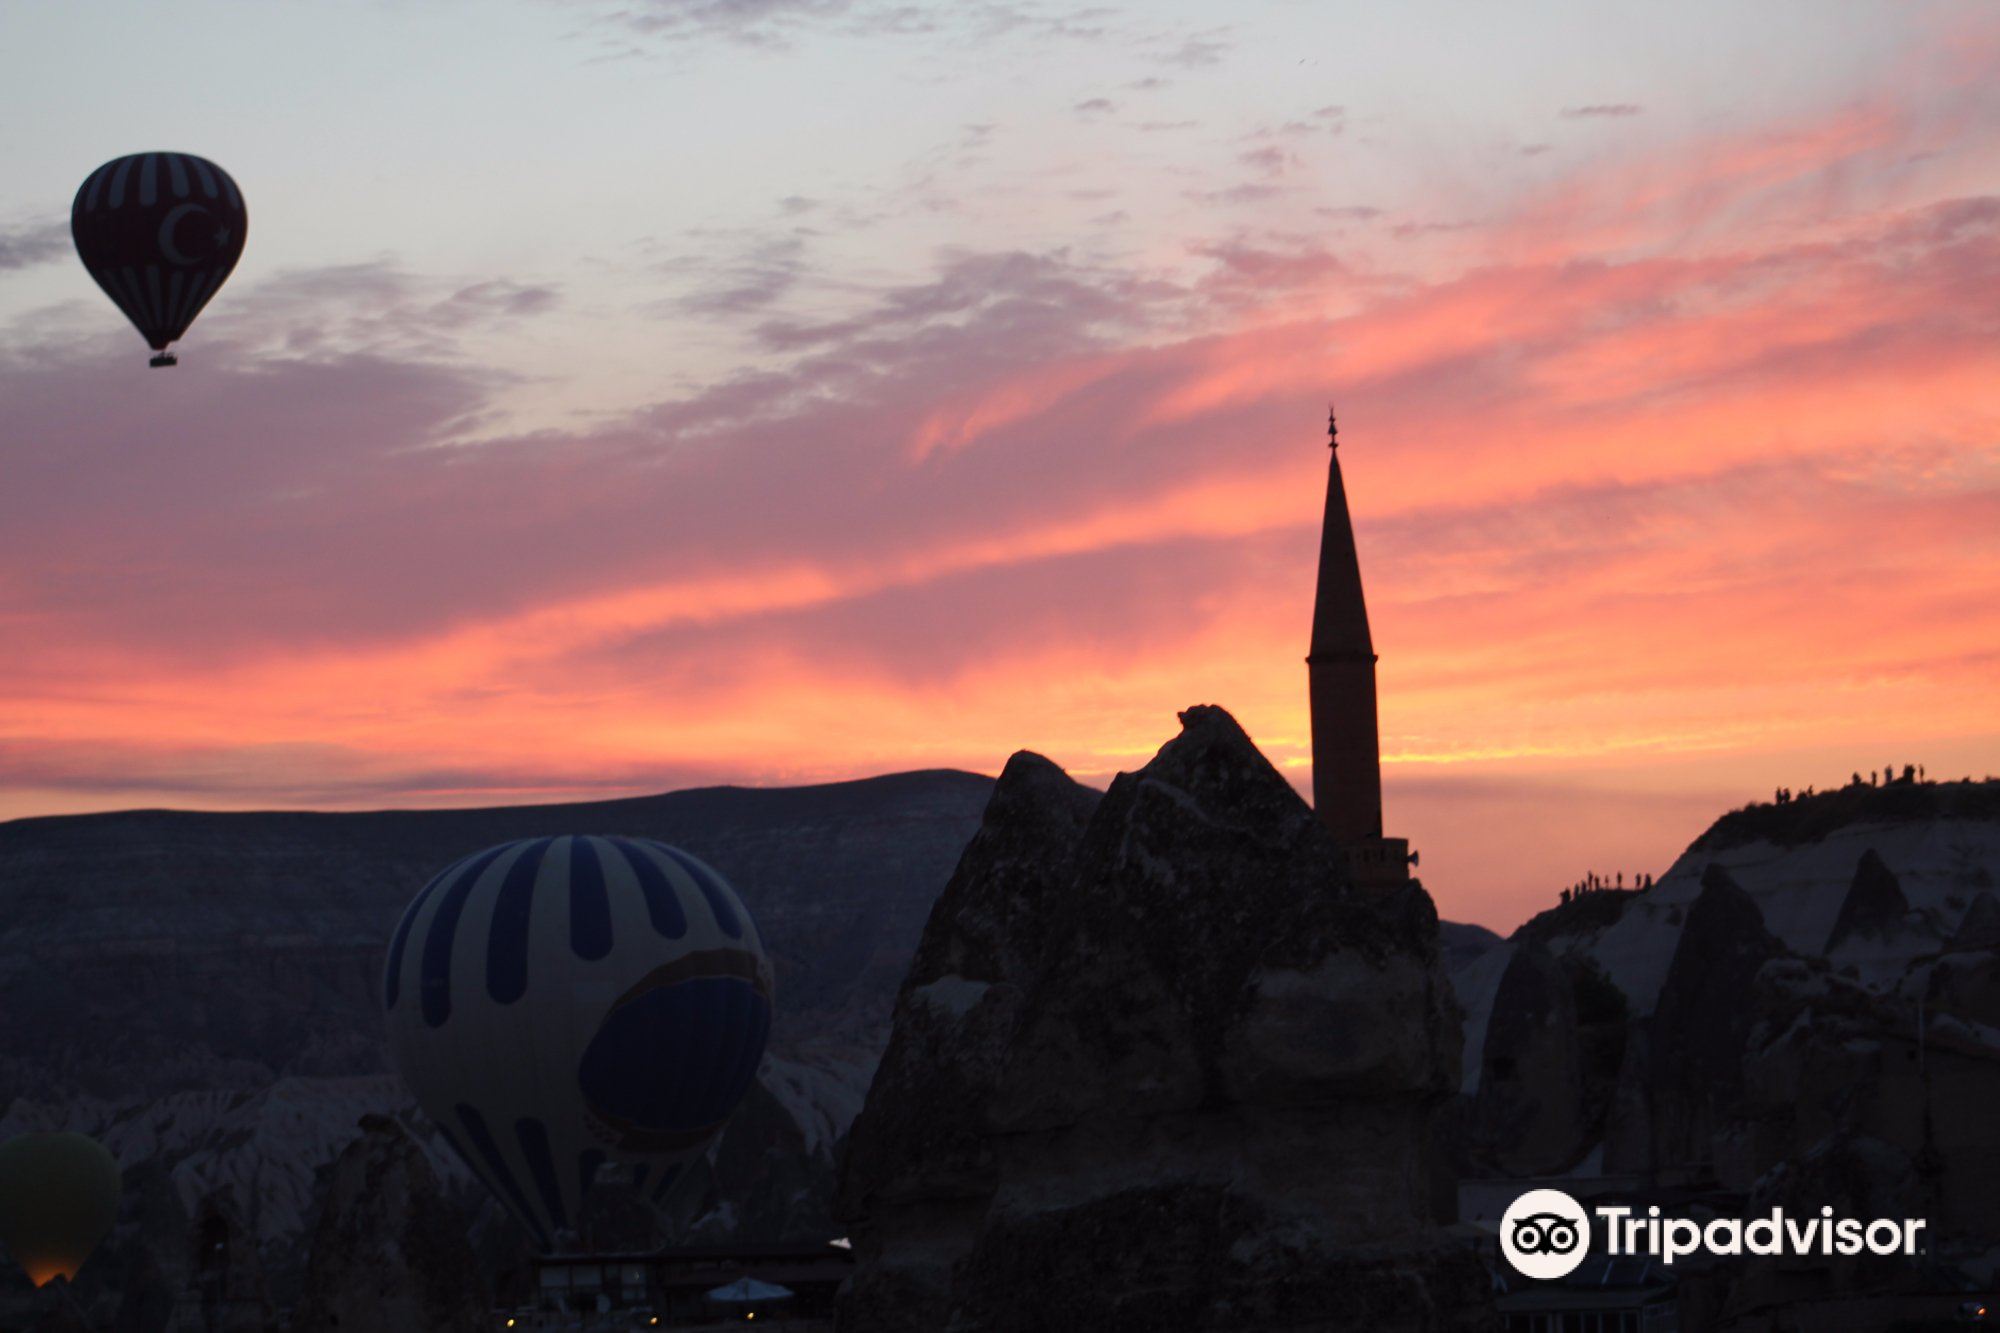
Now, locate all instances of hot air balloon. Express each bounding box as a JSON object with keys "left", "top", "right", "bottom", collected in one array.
[
  {"left": 71, "top": 152, "right": 247, "bottom": 367},
  {"left": 0, "top": 1132, "right": 121, "bottom": 1288},
  {"left": 384, "top": 837, "right": 773, "bottom": 1251}
]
